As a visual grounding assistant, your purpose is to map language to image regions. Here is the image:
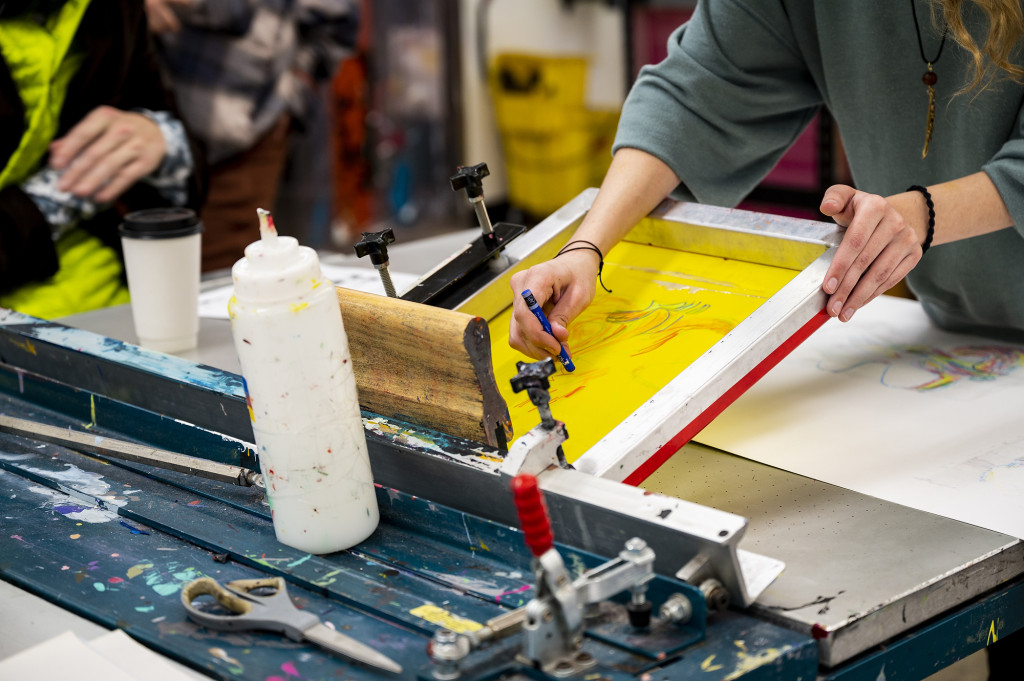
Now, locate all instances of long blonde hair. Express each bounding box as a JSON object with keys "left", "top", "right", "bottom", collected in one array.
[{"left": 940, "top": 0, "right": 1024, "bottom": 91}]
